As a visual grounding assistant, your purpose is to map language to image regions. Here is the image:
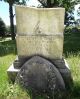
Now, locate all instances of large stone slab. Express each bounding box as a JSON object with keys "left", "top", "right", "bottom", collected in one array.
[
  {"left": 15, "top": 5, "right": 65, "bottom": 36},
  {"left": 16, "top": 35, "right": 63, "bottom": 59}
]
